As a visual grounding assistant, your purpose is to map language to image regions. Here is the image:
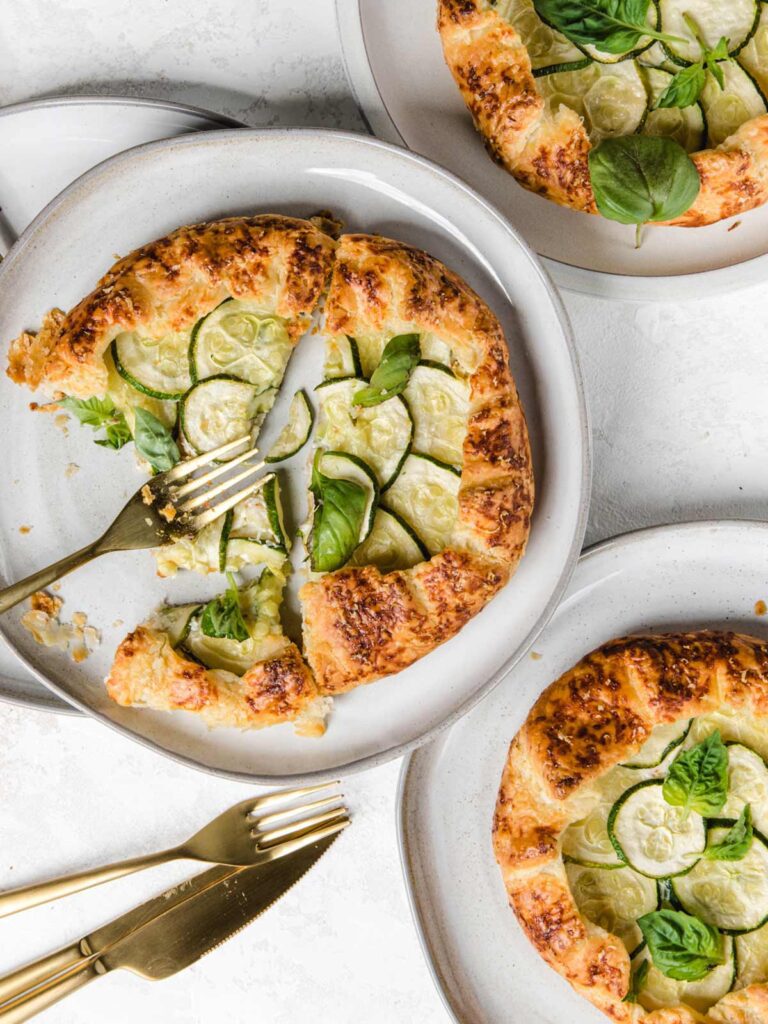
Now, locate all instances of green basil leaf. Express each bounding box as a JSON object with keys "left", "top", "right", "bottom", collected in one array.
[
  {"left": 654, "top": 63, "right": 707, "bottom": 109},
  {"left": 200, "top": 573, "right": 249, "bottom": 642},
  {"left": 133, "top": 407, "right": 180, "bottom": 473},
  {"left": 706, "top": 53, "right": 727, "bottom": 91},
  {"left": 95, "top": 418, "right": 133, "bottom": 450},
  {"left": 638, "top": 909, "right": 725, "bottom": 981},
  {"left": 61, "top": 395, "right": 132, "bottom": 450},
  {"left": 588, "top": 136, "right": 701, "bottom": 227},
  {"left": 704, "top": 805, "right": 753, "bottom": 861},
  {"left": 622, "top": 958, "right": 649, "bottom": 1003},
  {"left": 309, "top": 456, "right": 368, "bottom": 572},
  {"left": 353, "top": 333, "right": 420, "bottom": 407},
  {"left": 532, "top": 0, "right": 683, "bottom": 54},
  {"left": 662, "top": 730, "right": 728, "bottom": 818}
]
